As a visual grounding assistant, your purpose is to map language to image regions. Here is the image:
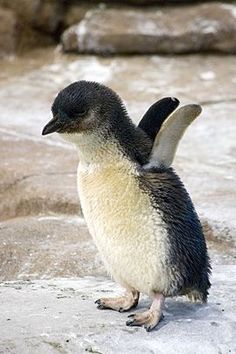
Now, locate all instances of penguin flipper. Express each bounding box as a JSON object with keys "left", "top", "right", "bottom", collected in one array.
[
  {"left": 145, "top": 104, "right": 202, "bottom": 168},
  {"left": 138, "top": 97, "right": 180, "bottom": 141}
]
